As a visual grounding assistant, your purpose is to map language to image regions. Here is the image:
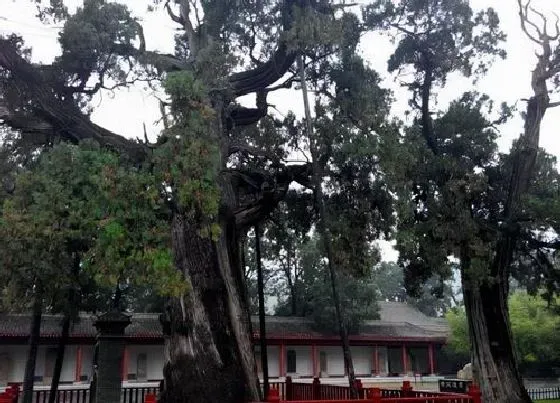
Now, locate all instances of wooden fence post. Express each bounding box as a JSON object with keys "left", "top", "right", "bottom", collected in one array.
[
  {"left": 355, "top": 379, "right": 363, "bottom": 399},
  {"left": 144, "top": 393, "right": 157, "bottom": 403},
  {"left": 312, "top": 377, "right": 321, "bottom": 400},
  {"left": 402, "top": 380, "right": 413, "bottom": 397},
  {"left": 468, "top": 384, "right": 482, "bottom": 403},
  {"left": 368, "top": 388, "right": 382, "bottom": 403},
  {"left": 268, "top": 388, "right": 280, "bottom": 403},
  {"left": 4, "top": 387, "right": 17, "bottom": 403},
  {"left": 285, "top": 376, "right": 293, "bottom": 401}
]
